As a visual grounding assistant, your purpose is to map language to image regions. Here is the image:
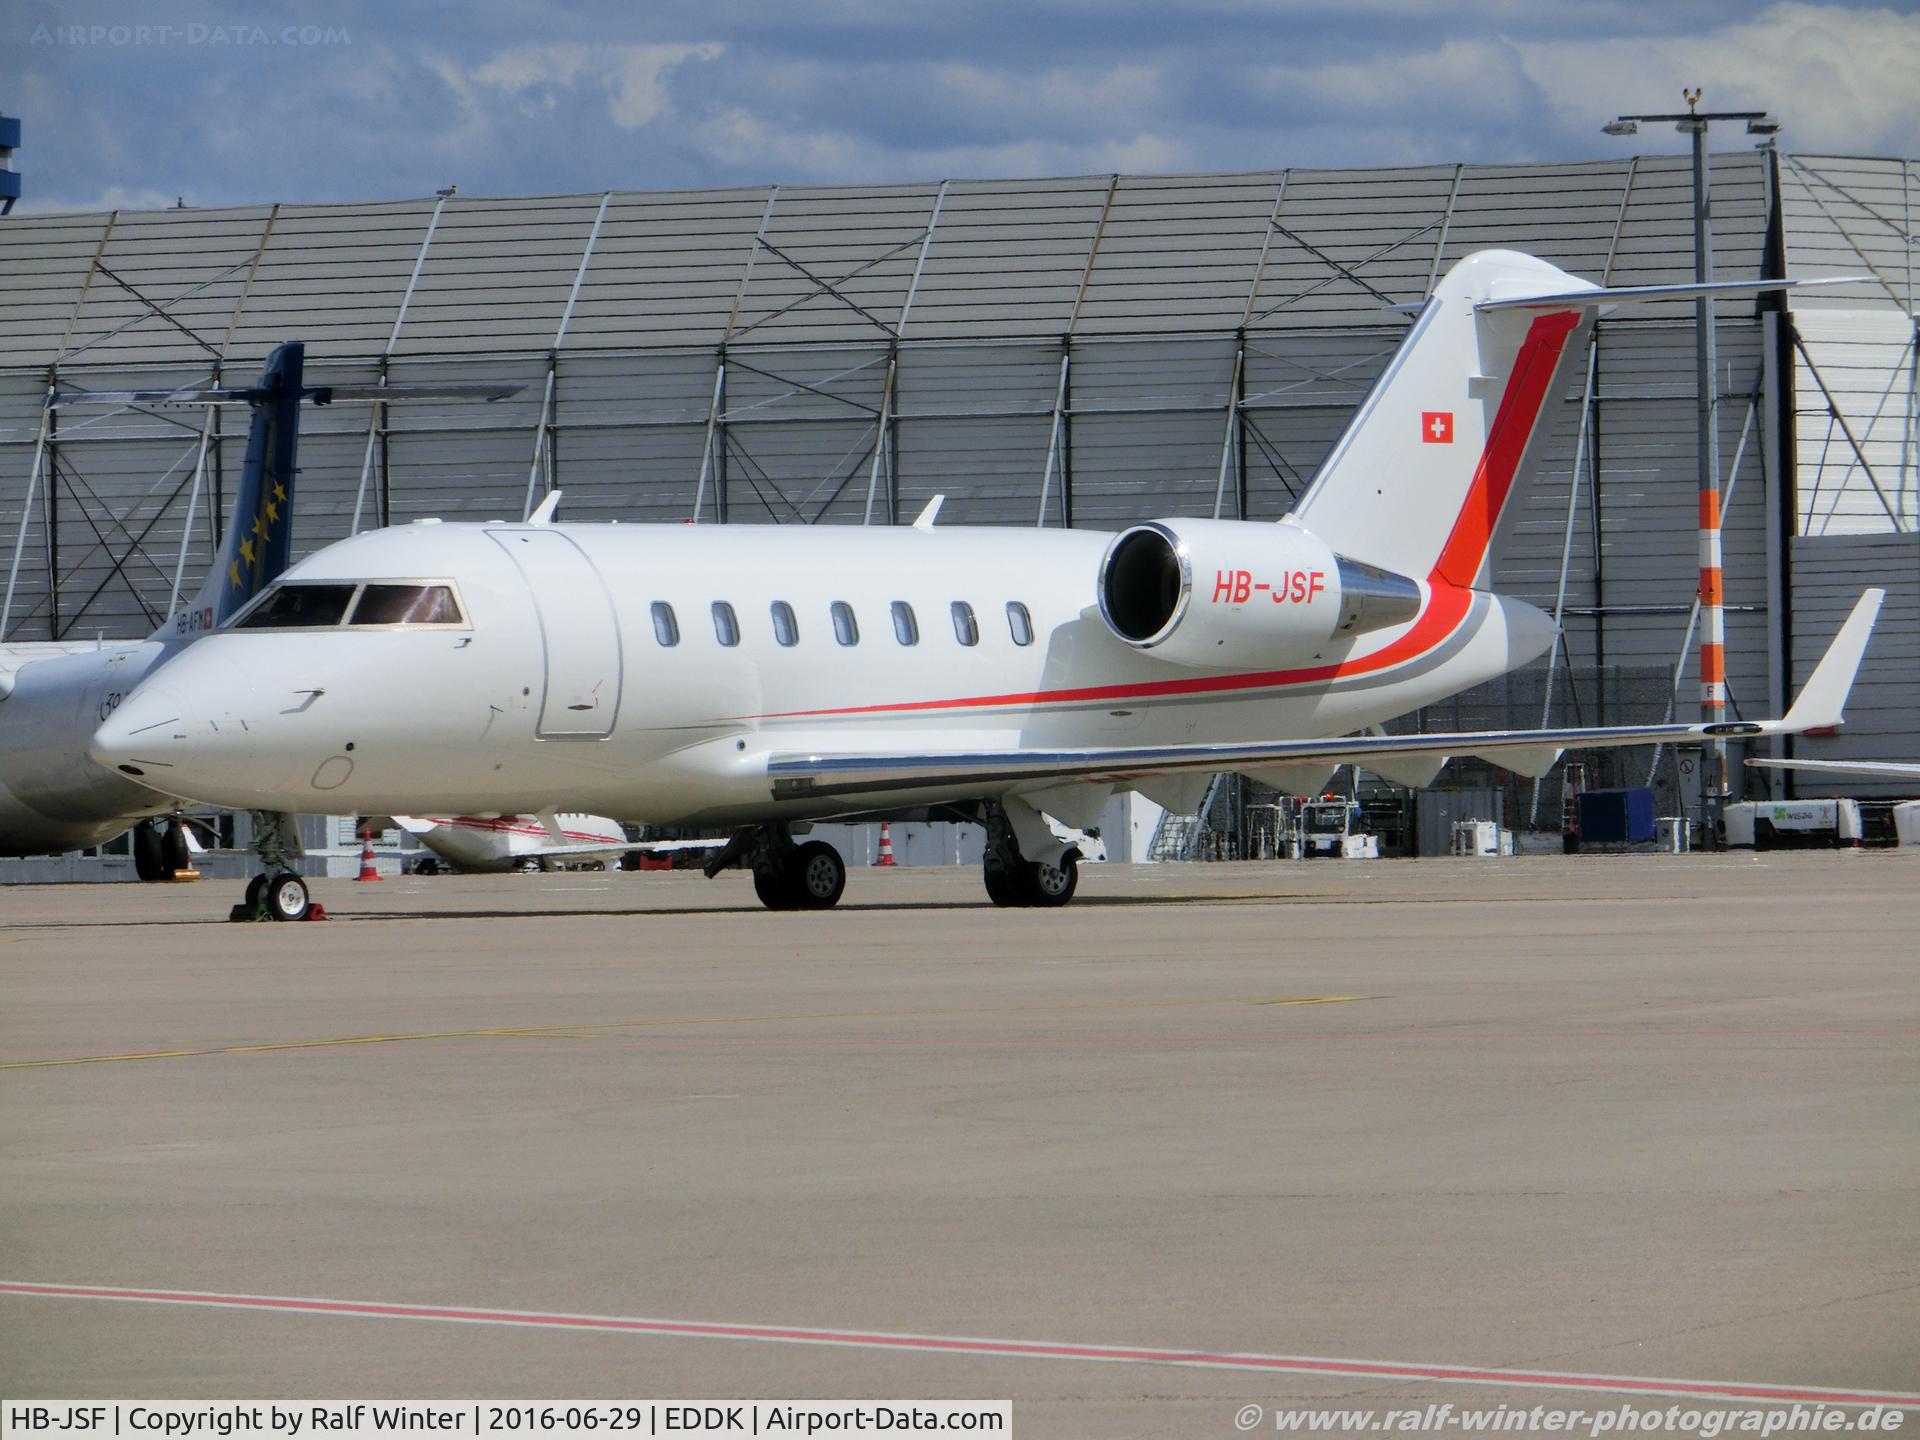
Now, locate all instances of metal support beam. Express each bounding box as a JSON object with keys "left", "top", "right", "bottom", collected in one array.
[
  {"left": 1036, "top": 349, "right": 1071, "bottom": 528},
  {"left": 168, "top": 401, "right": 218, "bottom": 613},
  {"left": 1529, "top": 337, "right": 1599, "bottom": 826},
  {"left": 522, "top": 363, "right": 559, "bottom": 522},
  {"left": 692, "top": 359, "right": 728, "bottom": 524},
  {"left": 862, "top": 349, "right": 898, "bottom": 526},
  {"left": 1212, "top": 337, "right": 1246, "bottom": 520},
  {"left": 1, "top": 382, "right": 54, "bottom": 639}
]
